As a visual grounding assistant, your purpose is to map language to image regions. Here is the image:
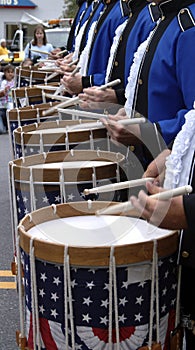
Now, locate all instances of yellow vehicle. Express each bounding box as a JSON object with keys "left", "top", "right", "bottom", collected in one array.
[{"left": 0, "top": 30, "right": 24, "bottom": 66}]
